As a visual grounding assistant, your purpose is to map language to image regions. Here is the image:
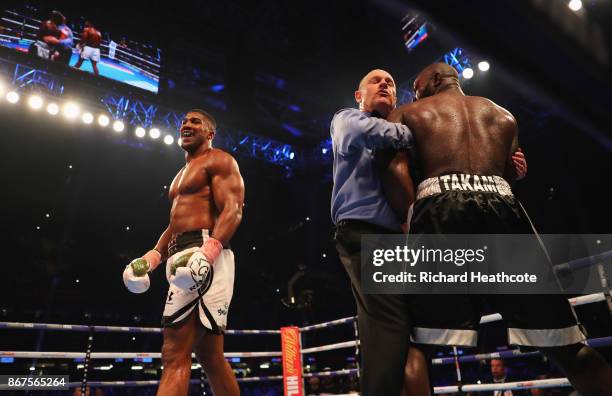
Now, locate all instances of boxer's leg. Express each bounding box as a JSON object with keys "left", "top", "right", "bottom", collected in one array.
[
  {"left": 157, "top": 310, "right": 199, "bottom": 396},
  {"left": 402, "top": 344, "right": 432, "bottom": 396},
  {"left": 194, "top": 329, "right": 239, "bottom": 396},
  {"left": 91, "top": 60, "right": 99, "bottom": 76},
  {"left": 540, "top": 344, "right": 612, "bottom": 396}
]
